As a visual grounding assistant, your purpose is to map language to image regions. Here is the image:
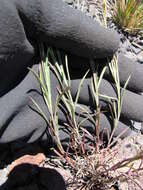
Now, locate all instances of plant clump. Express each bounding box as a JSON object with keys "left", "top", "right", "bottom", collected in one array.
[
  {"left": 30, "top": 46, "right": 143, "bottom": 189},
  {"left": 112, "top": 0, "right": 143, "bottom": 35}
]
